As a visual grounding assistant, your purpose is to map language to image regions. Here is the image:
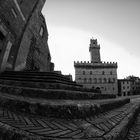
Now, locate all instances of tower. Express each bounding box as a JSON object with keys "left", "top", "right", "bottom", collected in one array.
[{"left": 89, "top": 39, "right": 101, "bottom": 63}]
